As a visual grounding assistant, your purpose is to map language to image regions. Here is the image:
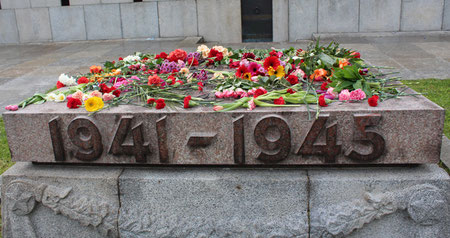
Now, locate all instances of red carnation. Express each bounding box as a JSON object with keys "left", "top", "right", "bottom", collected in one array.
[
  {"left": 351, "top": 52, "right": 361, "bottom": 58},
  {"left": 99, "top": 83, "right": 111, "bottom": 93},
  {"left": 368, "top": 95, "right": 379, "bottom": 107},
  {"left": 187, "top": 57, "right": 199, "bottom": 66},
  {"left": 235, "top": 65, "right": 249, "bottom": 78},
  {"left": 119, "top": 57, "right": 123, "bottom": 61},
  {"left": 287, "top": 88, "right": 295, "bottom": 94},
  {"left": 208, "top": 48, "right": 219, "bottom": 58},
  {"left": 147, "top": 98, "right": 155, "bottom": 105},
  {"left": 77, "top": 77, "right": 89, "bottom": 84},
  {"left": 229, "top": 59, "right": 240, "bottom": 69},
  {"left": 168, "top": 49, "right": 187, "bottom": 62},
  {"left": 319, "top": 95, "right": 328, "bottom": 107},
  {"left": 269, "top": 50, "right": 279, "bottom": 57},
  {"left": 56, "top": 81, "right": 65, "bottom": 89},
  {"left": 183, "top": 95, "right": 192, "bottom": 108},
  {"left": 67, "top": 97, "right": 82, "bottom": 109},
  {"left": 111, "top": 87, "right": 121, "bottom": 97},
  {"left": 263, "top": 56, "right": 280, "bottom": 70},
  {"left": 274, "top": 97, "right": 285, "bottom": 105},
  {"left": 156, "top": 52, "right": 168, "bottom": 59},
  {"left": 286, "top": 75, "right": 299, "bottom": 85},
  {"left": 215, "top": 52, "right": 223, "bottom": 62},
  {"left": 155, "top": 98, "right": 165, "bottom": 109},
  {"left": 321, "top": 82, "right": 329, "bottom": 90},
  {"left": 241, "top": 52, "right": 256, "bottom": 60},
  {"left": 253, "top": 88, "right": 266, "bottom": 98},
  {"left": 197, "top": 82, "right": 204, "bottom": 92},
  {"left": 206, "top": 59, "right": 214, "bottom": 66}
]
